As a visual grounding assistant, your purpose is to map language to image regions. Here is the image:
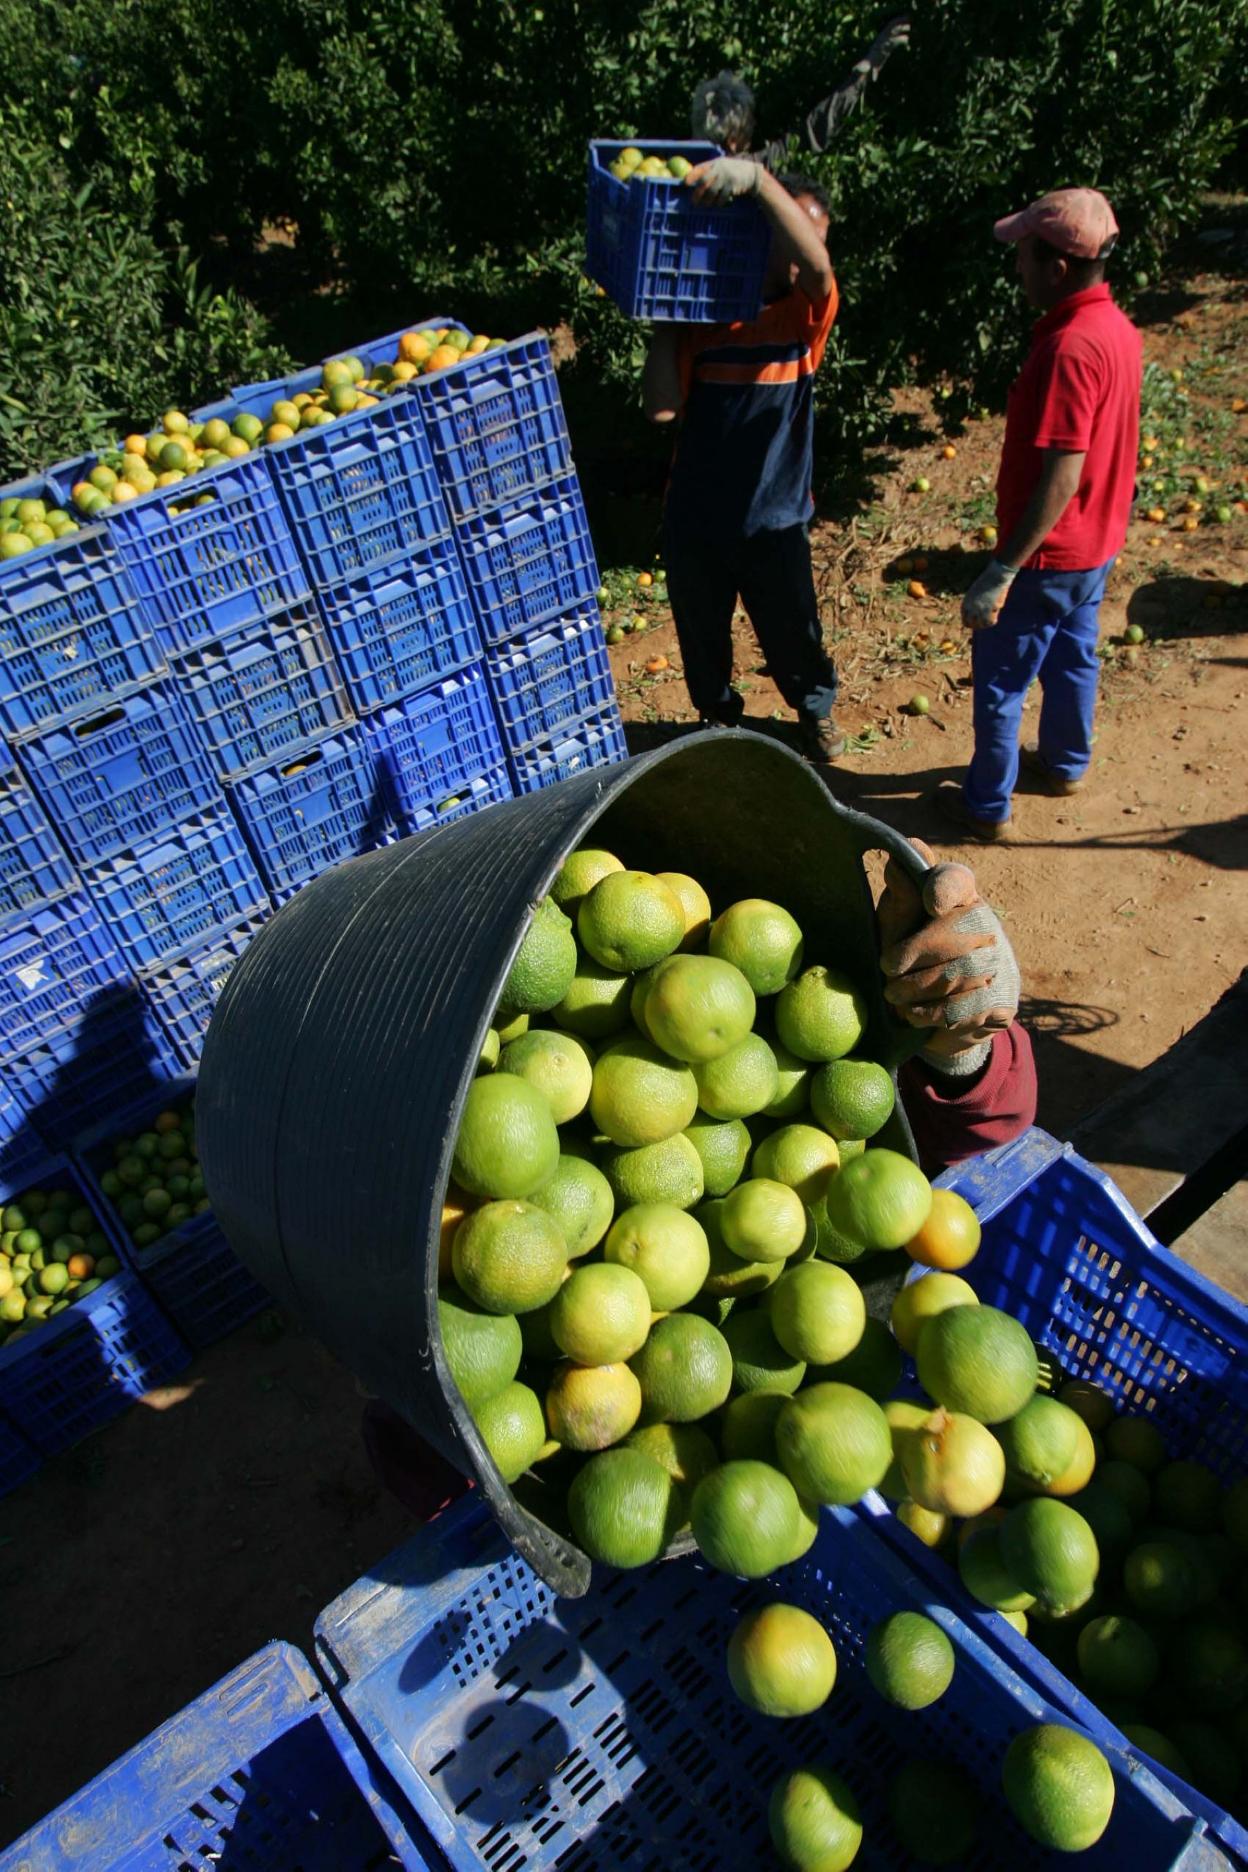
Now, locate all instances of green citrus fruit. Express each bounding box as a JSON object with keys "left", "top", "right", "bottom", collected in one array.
[
  {"left": 721, "top": 1178, "right": 808, "bottom": 1263},
  {"left": 958, "top": 1525, "right": 1035, "bottom": 1611},
  {"left": 1000, "top": 1498, "right": 1100, "bottom": 1608},
  {"left": 641, "top": 954, "right": 755, "bottom": 1062},
  {"left": 769, "top": 1762, "right": 862, "bottom": 1872},
  {"left": 683, "top": 1116, "right": 752, "bottom": 1197},
  {"left": 996, "top": 1394, "right": 1082, "bottom": 1488},
  {"left": 451, "top": 1200, "right": 567, "bottom": 1313},
  {"left": 528, "top": 1150, "right": 614, "bottom": 1258},
  {"left": 590, "top": 1034, "right": 698, "bottom": 1147},
  {"left": 550, "top": 1263, "right": 652, "bottom": 1363},
  {"left": 499, "top": 1029, "right": 594, "bottom": 1123},
  {"left": 721, "top": 1389, "right": 790, "bottom": 1463},
  {"left": 567, "top": 1447, "right": 677, "bottom": 1565},
  {"left": 699, "top": 1198, "right": 783, "bottom": 1298},
  {"left": 723, "top": 1308, "right": 806, "bottom": 1395},
  {"left": 655, "top": 871, "right": 711, "bottom": 949},
  {"left": 604, "top": 1202, "right": 710, "bottom": 1310},
  {"left": 550, "top": 847, "right": 624, "bottom": 915},
  {"left": 438, "top": 1286, "right": 523, "bottom": 1407},
  {"left": 768, "top": 1261, "right": 865, "bottom": 1367},
  {"left": 809, "top": 1316, "right": 902, "bottom": 1401},
  {"left": 916, "top": 1303, "right": 1039, "bottom": 1424},
  {"left": 1122, "top": 1538, "right": 1193, "bottom": 1618},
  {"left": 823, "top": 1148, "right": 932, "bottom": 1254},
  {"left": 577, "top": 870, "right": 685, "bottom": 972},
  {"left": 1076, "top": 1614, "right": 1158, "bottom": 1697},
  {"left": 889, "top": 1273, "right": 979, "bottom": 1357},
  {"left": 1105, "top": 1414, "right": 1167, "bottom": 1474},
  {"left": 775, "top": 967, "right": 867, "bottom": 1062},
  {"left": 501, "top": 897, "right": 577, "bottom": 1012},
  {"left": 899, "top": 1406, "right": 1006, "bottom": 1517},
  {"left": 1057, "top": 1379, "right": 1116, "bottom": 1433},
  {"left": 866, "top": 1610, "right": 955, "bottom": 1709},
  {"left": 708, "top": 899, "right": 804, "bottom": 995},
  {"left": 1065, "top": 1482, "right": 1134, "bottom": 1569},
  {"left": 809, "top": 1058, "right": 895, "bottom": 1141},
  {"left": 727, "top": 1602, "right": 836, "bottom": 1716},
  {"left": 630, "top": 1312, "right": 732, "bottom": 1422},
  {"left": 751, "top": 1123, "right": 840, "bottom": 1204},
  {"left": 776, "top": 1382, "right": 891, "bottom": 1505},
  {"left": 693, "top": 1032, "right": 779, "bottom": 1120},
  {"left": 1002, "top": 1725, "right": 1115, "bottom": 1852},
  {"left": 551, "top": 957, "right": 633, "bottom": 1039},
  {"left": 472, "top": 1380, "right": 547, "bottom": 1483},
  {"left": 762, "top": 1035, "right": 812, "bottom": 1119},
  {"left": 624, "top": 1420, "right": 719, "bottom": 1492},
  {"left": 545, "top": 1361, "right": 642, "bottom": 1450},
  {"left": 601, "top": 1132, "right": 705, "bottom": 1210},
  {"left": 691, "top": 1459, "right": 803, "bottom": 1576},
  {"left": 452, "top": 1072, "right": 560, "bottom": 1198},
  {"left": 1122, "top": 1725, "right": 1190, "bottom": 1779}
]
